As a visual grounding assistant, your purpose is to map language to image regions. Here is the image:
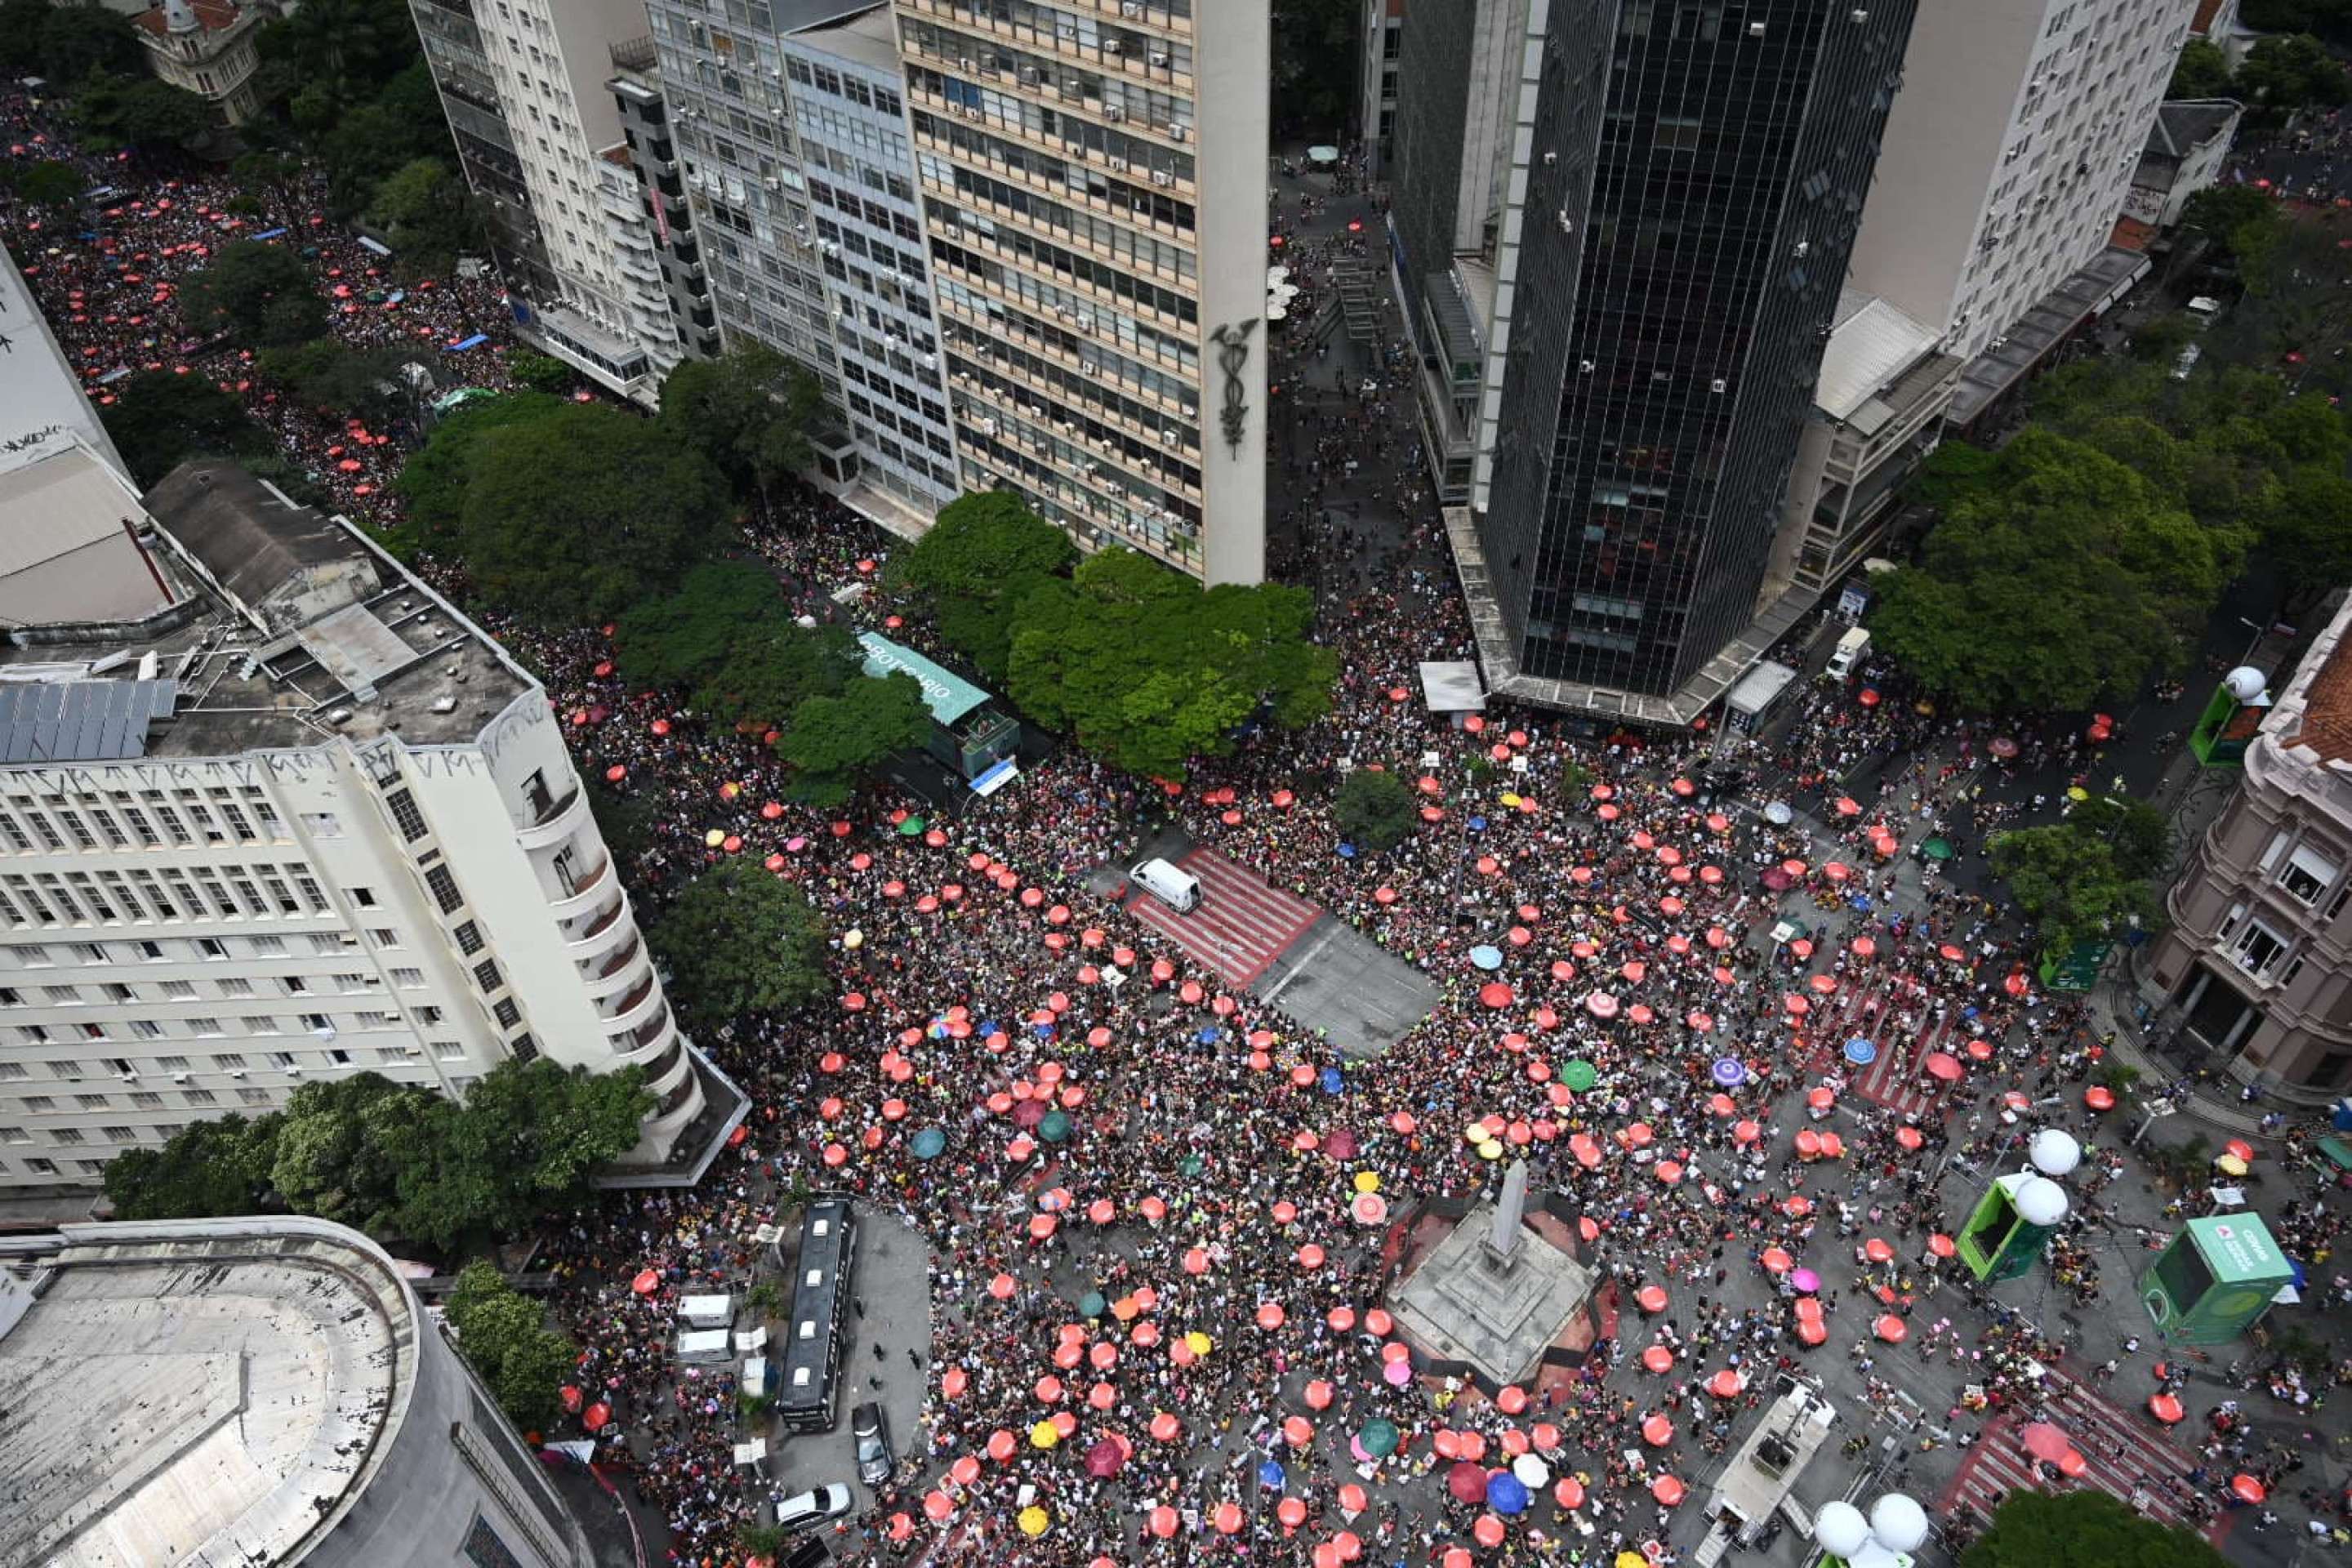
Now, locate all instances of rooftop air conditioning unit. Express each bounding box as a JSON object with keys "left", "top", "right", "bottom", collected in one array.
[
  {"left": 1022, "top": 67, "right": 1041, "bottom": 83},
  {"left": 1181, "top": 403, "right": 1196, "bottom": 418},
  {"left": 1149, "top": 51, "right": 1169, "bottom": 66}
]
